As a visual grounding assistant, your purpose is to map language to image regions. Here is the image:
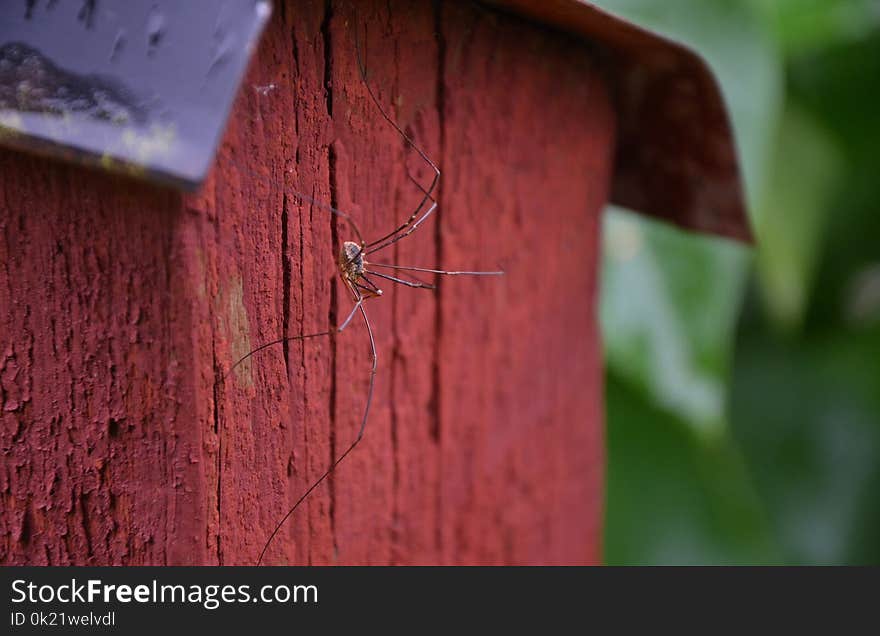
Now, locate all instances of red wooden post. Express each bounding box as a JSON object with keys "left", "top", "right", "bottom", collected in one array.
[{"left": 2, "top": 0, "right": 743, "bottom": 565}]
